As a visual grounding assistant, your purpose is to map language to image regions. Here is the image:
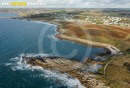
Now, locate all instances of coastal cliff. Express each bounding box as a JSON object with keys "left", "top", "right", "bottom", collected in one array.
[{"left": 23, "top": 56, "right": 109, "bottom": 88}]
